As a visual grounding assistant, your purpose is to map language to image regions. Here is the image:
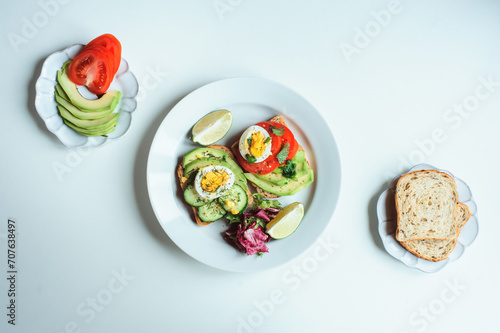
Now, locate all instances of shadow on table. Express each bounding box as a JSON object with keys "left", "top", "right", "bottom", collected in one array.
[
  {"left": 27, "top": 54, "right": 64, "bottom": 146},
  {"left": 132, "top": 95, "right": 187, "bottom": 255},
  {"left": 368, "top": 177, "right": 398, "bottom": 253}
]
